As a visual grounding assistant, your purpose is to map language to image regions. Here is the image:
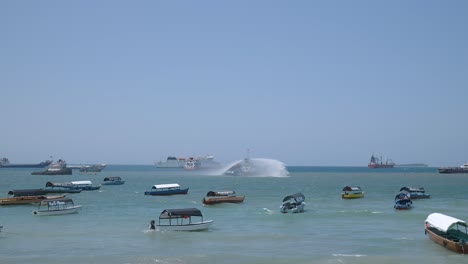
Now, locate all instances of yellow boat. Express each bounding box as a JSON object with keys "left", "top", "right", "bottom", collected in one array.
[{"left": 341, "top": 186, "right": 364, "bottom": 199}]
